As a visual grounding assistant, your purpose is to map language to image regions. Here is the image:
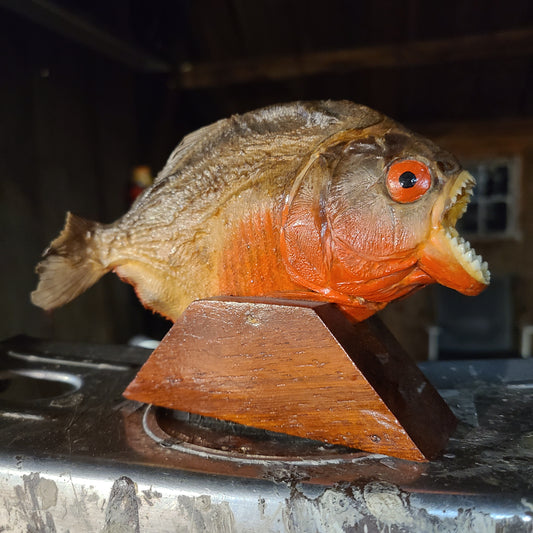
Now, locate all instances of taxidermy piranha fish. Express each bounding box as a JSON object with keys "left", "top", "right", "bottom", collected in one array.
[{"left": 32, "top": 100, "right": 490, "bottom": 322}]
